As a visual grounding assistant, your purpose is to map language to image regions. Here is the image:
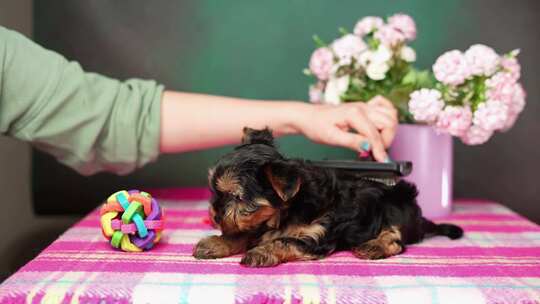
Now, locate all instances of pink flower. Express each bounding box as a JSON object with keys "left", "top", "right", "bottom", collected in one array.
[
  {"left": 408, "top": 89, "right": 445, "bottom": 122},
  {"left": 486, "top": 72, "right": 517, "bottom": 104},
  {"left": 473, "top": 100, "right": 509, "bottom": 131},
  {"left": 509, "top": 82, "right": 526, "bottom": 114},
  {"left": 309, "top": 47, "right": 334, "bottom": 81},
  {"left": 388, "top": 13, "right": 416, "bottom": 41},
  {"left": 433, "top": 50, "right": 471, "bottom": 86},
  {"left": 354, "top": 16, "right": 384, "bottom": 36},
  {"left": 486, "top": 75, "right": 526, "bottom": 131},
  {"left": 503, "top": 111, "right": 520, "bottom": 131},
  {"left": 461, "top": 125, "right": 493, "bottom": 145},
  {"left": 309, "top": 82, "right": 324, "bottom": 103},
  {"left": 435, "top": 105, "right": 472, "bottom": 136},
  {"left": 374, "top": 25, "right": 405, "bottom": 47},
  {"left": 503, "top": 83, "right": 526, "bottom": 130},
  {"left": 500, "top": 56, "right": 521, "bottom": 82},
  {"left": 464, "top": 44, "right": 500, "bottom": 76}
]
